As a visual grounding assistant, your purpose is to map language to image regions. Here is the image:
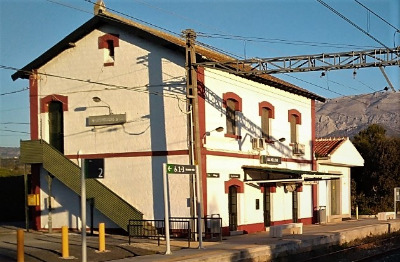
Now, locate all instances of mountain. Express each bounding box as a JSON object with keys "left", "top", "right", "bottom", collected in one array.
[
  {"left": 0, "top": 147, "right": 20, "bottom": 158},
  {"left": 316, "top": 91, "right": 400, "bottom": 138}
]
